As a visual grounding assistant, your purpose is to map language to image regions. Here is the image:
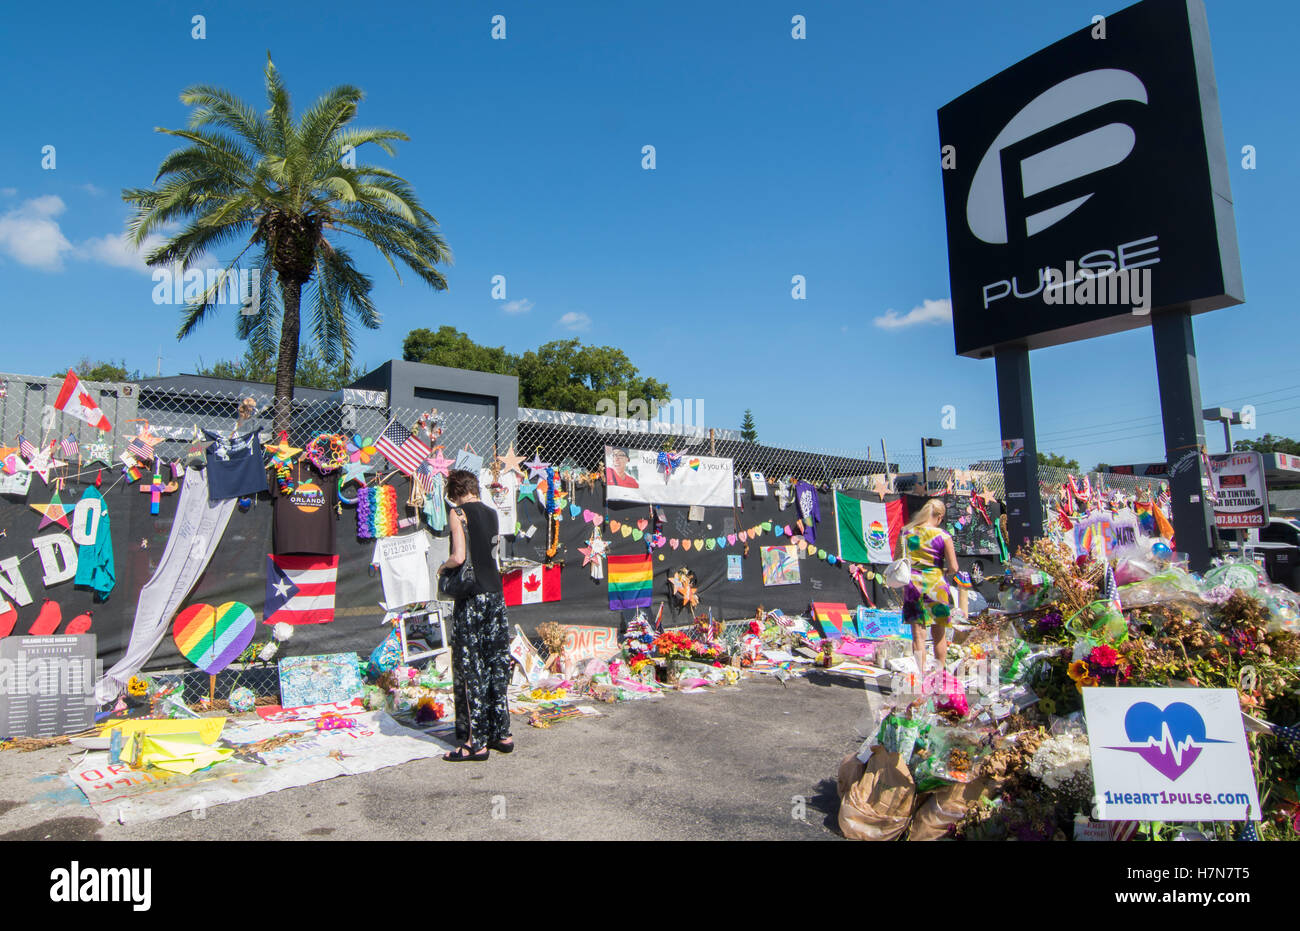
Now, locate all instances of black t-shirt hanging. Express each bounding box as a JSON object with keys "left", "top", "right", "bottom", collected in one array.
[
  {"left": 271, "top": 461, "right": 338, "bottom": 555},
  {"left": 204, "top": 429, "right": 269, "bottom": 502}
]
